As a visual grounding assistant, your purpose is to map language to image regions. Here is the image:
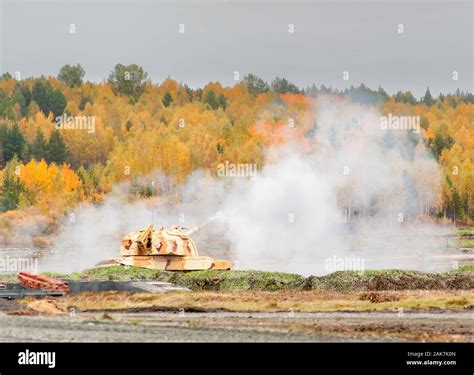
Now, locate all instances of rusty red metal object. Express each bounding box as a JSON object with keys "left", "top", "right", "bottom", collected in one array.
[{"left": 18, "top": 272, "right": 69, "bottom": 293}]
